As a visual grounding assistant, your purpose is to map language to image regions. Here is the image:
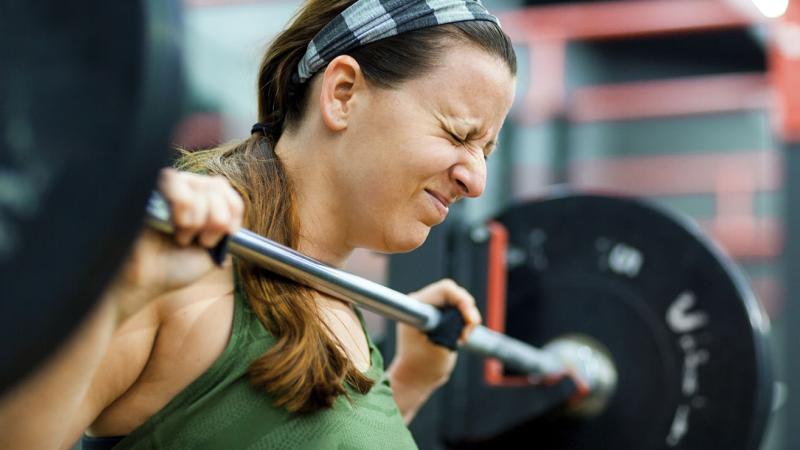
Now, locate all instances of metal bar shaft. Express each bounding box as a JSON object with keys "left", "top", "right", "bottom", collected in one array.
[{"left": 145, "top": 192, "right": 567, "bottom": 377}]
